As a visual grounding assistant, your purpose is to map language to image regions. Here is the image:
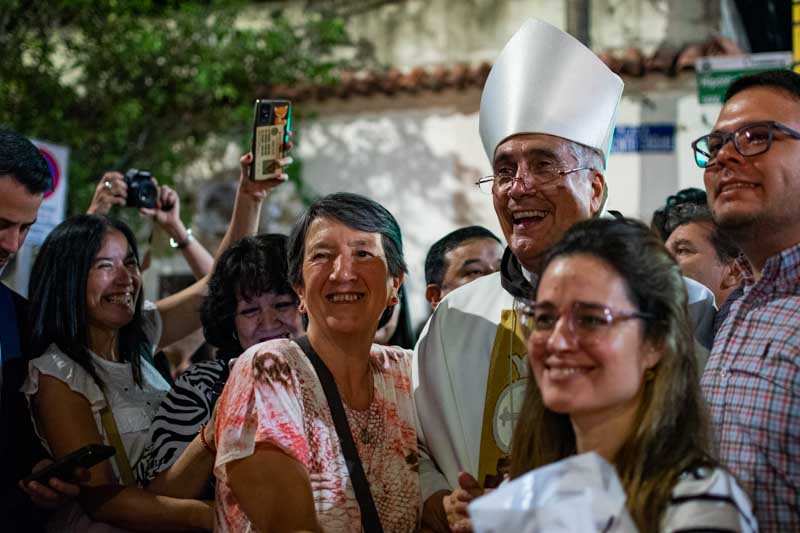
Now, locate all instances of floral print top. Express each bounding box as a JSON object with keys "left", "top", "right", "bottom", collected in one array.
[{"left": 213, "top": 338, "right": 420, "bottom": 532}]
